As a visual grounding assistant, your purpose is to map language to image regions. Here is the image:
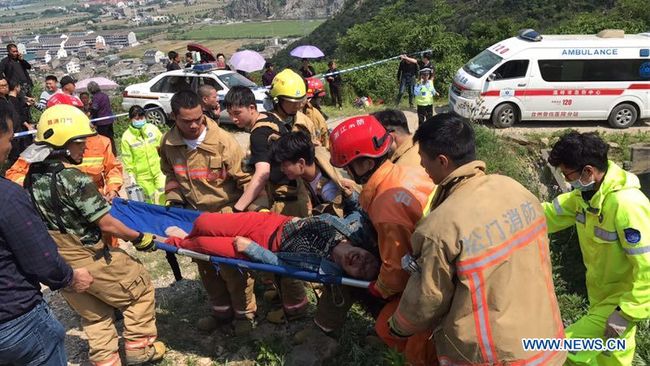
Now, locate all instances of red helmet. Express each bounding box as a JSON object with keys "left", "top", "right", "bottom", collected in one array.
[
  {"left": 329, "top": 115, "right": 393, "bottom": 168},
  {"left": 305, "top": 77, "right": 326, "bottom": 98},
  {"left": 47, "top": 93, "right": 84, "bottom": 109}
]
